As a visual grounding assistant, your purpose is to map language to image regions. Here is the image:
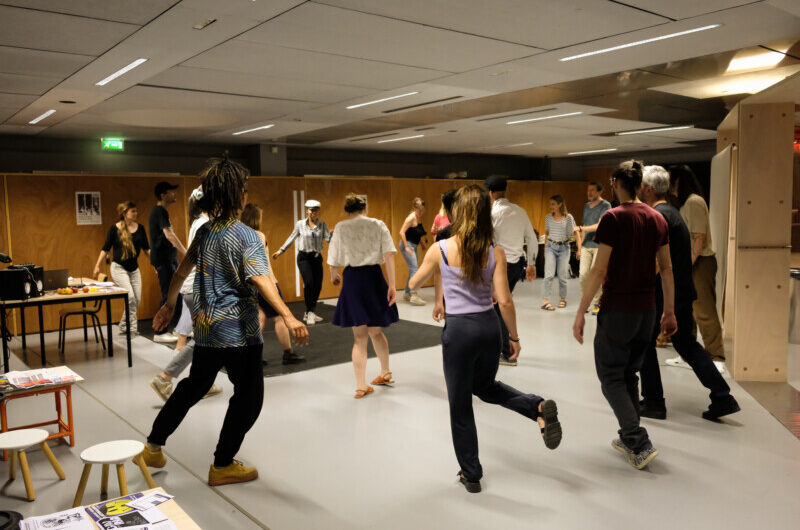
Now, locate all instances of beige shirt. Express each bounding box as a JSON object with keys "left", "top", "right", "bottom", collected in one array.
[
  {"left": 327, "top": 216, "right": 396, "bottom": 268},
  {"left": 680, "top": 193, "right": 714, "bottom": 257}
]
